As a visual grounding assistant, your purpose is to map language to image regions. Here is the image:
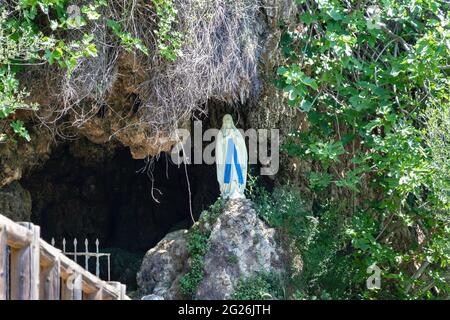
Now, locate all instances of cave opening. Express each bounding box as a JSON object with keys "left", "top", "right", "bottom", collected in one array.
[
  {"left": 16, "top": 100, "right": 262, "bottom": 292},
  {"left": 20, "top": 137, "right": 219, "bottom": 290}
]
